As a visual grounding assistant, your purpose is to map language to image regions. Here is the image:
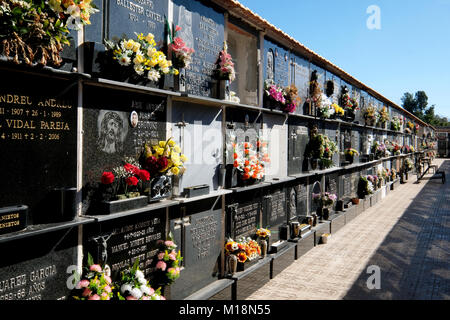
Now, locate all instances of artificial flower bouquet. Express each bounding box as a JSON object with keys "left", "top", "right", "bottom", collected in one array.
[
  {"left": 358, "top": 176, "right": 374, "bottom": 199},
  {"left": 332, "top": 103, "right": 345, "bottom": 118},
  {"left": 378, "top": 106, "right": 390, "bottom": 127},
  {"left": 0, "top": 0, "right": 98, "bottom": 66},
  {"left": 225, "top": 237, "right": 262, "bottom": 265},
  {"left": 100, "top": 157, "right": 150, "bottom": 201},
  {"left": 256, "top": 228, "right": 271, "bottom": 241},
  {"left": 167, "top": 25, "right": 195, "bottom": 69},
  {"left": 340, "top": 87, "right": 359, "bottom": 120},
  {"left": 104, "top": 32, "right": 178, "bottom": 84},
  {"left": 317, "top": 93, "right": 333, "bottom": 119},
  {"left": 284, "top": 84, "right": 302, "bottom": 113},
  {"left": 215, "top": 41, "right": 235, "bottom": 82},
  {"left": 345, "top": 148, "right": 359, "bottom": 163},
  {"left": 391, "top": 116, "right": 402, "bottom": 131},
  {"left": 367, "top": 175, "right": 380, "bottom": 190},
  {"left": 232, "top": 140, "right": 269, "bottom": 185},
  {"left": 152, "top": 237, "right": 183, "bottom": 287},
  {"left": 404, "top": 158, "right": 414, "bottom": 172},
  {"left": 305, "top": 126, "right": 338, "bottom": 170},
  {"left": 264, "top": 79, "right": 286, "bottom": 109},
  {"left": 117, "top": 259, "right": 164, "bottom": 300},
  {"left": 363, "top": 104, "right": 378, "bottom": 126},
  {"left": 312, "top": 192, "right": 337, "bottom": 208},
  {"left": 72, "top": 253, "right": 114, "bottom": 301},
  {"left": 140, "top": 138, "right": 187, "bottom": 201}
]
